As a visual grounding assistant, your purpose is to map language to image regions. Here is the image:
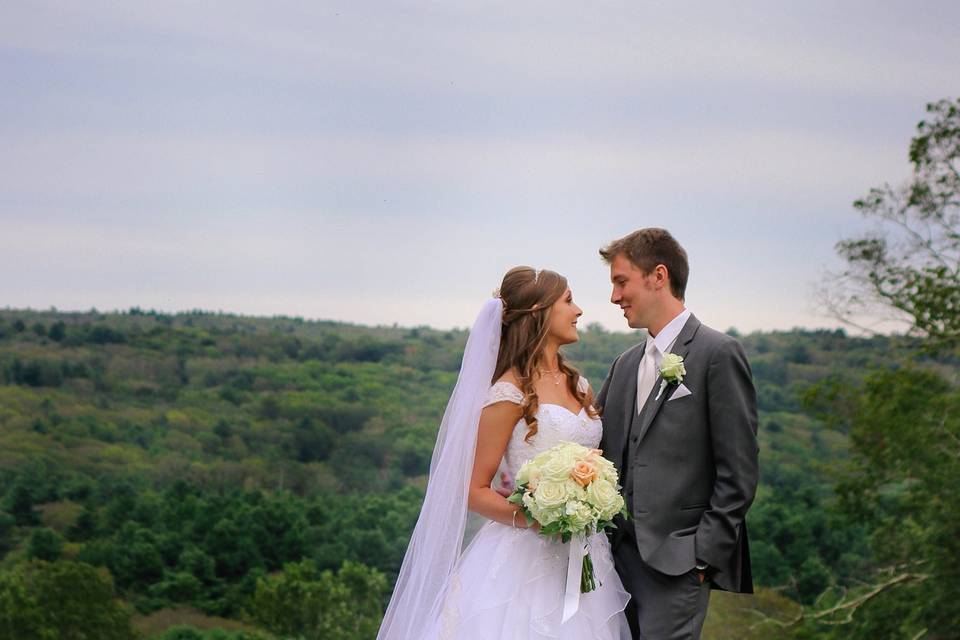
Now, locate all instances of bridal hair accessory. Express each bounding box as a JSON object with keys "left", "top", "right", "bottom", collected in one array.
[
  {"left": 495, "top": 267, "right": 547, "bottom": 327},
  {"left": 501, "top": 303, "right": 545, "bottom": 326},
  {"left": 377, "top": 298, "right": 503, "bottom": 640}
]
